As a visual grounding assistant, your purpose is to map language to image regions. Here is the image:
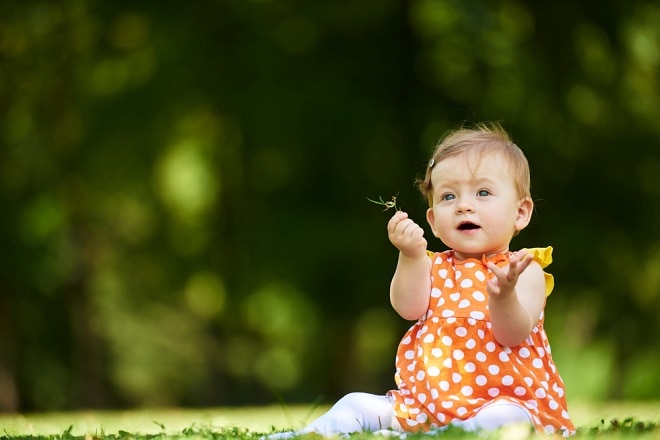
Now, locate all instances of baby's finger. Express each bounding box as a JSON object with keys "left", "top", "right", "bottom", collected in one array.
[{"left": 387, "top": 211, "right": 408, "bottom": 232}]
